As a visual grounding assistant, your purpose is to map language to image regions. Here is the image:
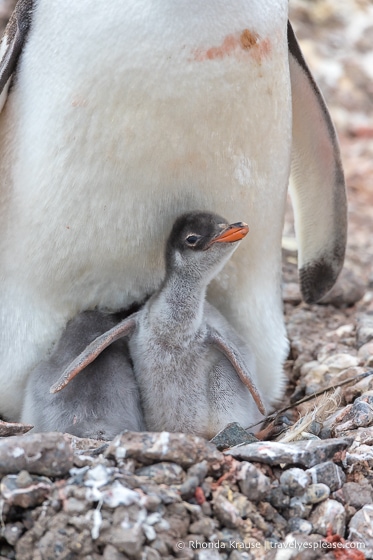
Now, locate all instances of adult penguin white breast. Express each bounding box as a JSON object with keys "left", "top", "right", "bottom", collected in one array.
[{"left": 0, "top": 0, "right": 347, "bottom": 420}]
